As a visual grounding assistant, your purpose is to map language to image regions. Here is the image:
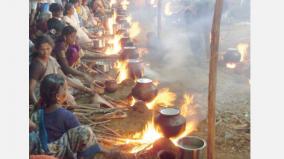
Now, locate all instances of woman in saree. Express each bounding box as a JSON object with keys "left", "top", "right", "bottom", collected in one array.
[
  {"left": 29, "top": 34, "right": 94, "bottom": 107},
  {"left": 29, "top": 74, "right": 102, "bottom": 159},
  {"left": 62, "top": 3, "right": 96, "bottom": 48},
  {"left": 77, "top": 0, "right": 101, "bottom": 29},
  {"left": 52, "top": 25, "right": 95, "bottom": 81}
]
